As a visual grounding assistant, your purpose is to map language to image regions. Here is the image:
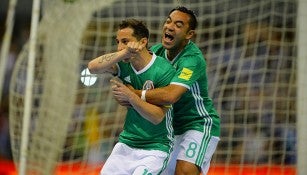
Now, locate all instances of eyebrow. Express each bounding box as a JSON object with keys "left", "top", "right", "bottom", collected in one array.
[{"left": 167, "top": 16, "right": 185, "bottom": 26}]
